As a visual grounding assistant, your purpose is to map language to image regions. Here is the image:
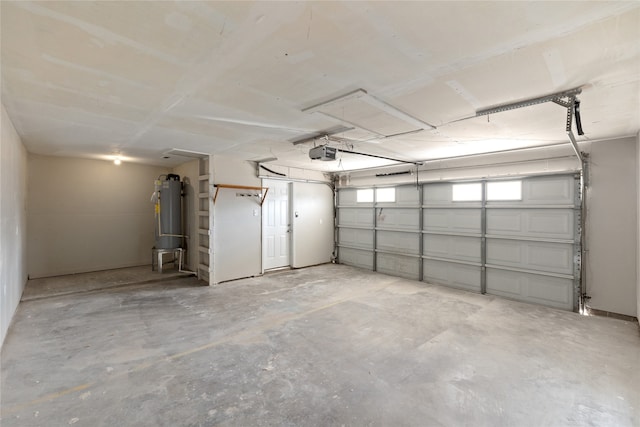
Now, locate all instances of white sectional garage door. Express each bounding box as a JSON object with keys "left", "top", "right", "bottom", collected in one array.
[
  {"left": 337, "top": 189, "right": 375, "bottom": 270},
  {"left": 423, "top": 183, "right": 483, "bottom": 293},
  {"left": 337, "top": 186, "right": 421, "bottom": 280},
  {"left": 484, "top": 175, "right": 579, "bottom": 310},
  {"left": 337, "top": 174, "right": 581, "bottom": 311}
]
